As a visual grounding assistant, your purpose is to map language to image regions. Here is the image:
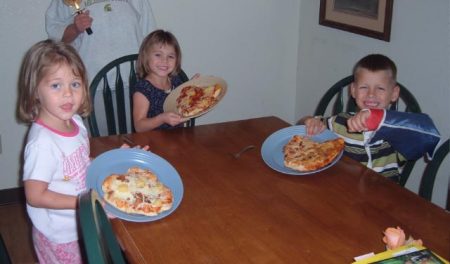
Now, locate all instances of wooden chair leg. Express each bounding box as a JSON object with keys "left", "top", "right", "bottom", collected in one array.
[{"left": 0, "top": 234, "right": 12, "bottom": 264}]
